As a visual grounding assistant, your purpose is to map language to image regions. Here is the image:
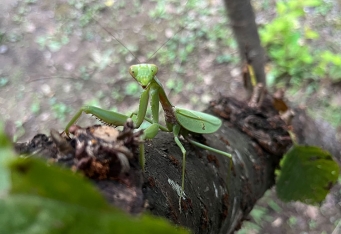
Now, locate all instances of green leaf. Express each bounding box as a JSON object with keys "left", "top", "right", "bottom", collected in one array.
[
  {"left": 2, "top": 157, "right": 189, "bottom": 233},
  {"left": 304, "top": 28, "right": 319, "bottom": 39},
  {"left": 9, "top": 157, "right": 110, "bottom": 210},
  {"left": 276, "top": 145, "right": 340, "bottom": 204},
  {"left": 0, "top": 122, "right": 13, "bottom": 151},
  {"left": 0, "top": 122, "right": 15, "bottom": 193},
  {"left": 0, "top": 77, "right": 9, "bottom": 87},
  {"left": 0, "top": 195, "right": 189, "bottom": 234},
  {"left": 276, "top": 2, "right": 287, "bottom": 14},
  {"left": 250, "top": 206, "right": 266, "bottom": 225},
  {"left": 125, "top": 81, "right": 140, "bottom": 96}
]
